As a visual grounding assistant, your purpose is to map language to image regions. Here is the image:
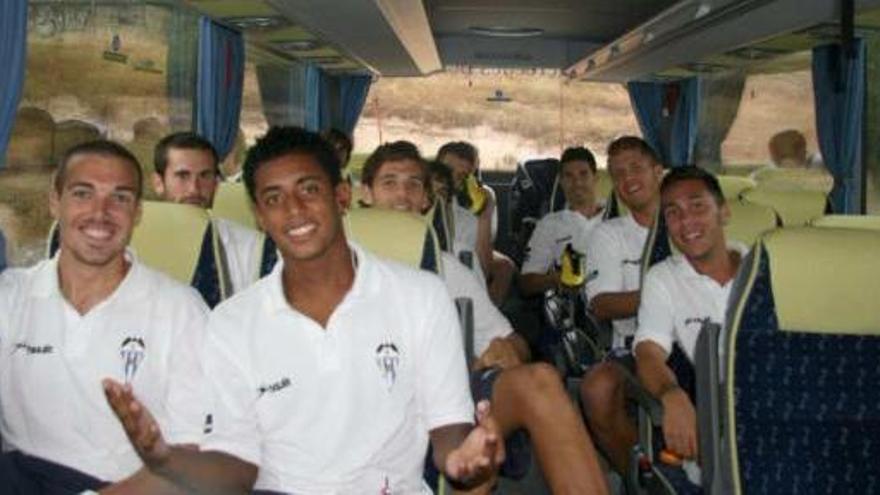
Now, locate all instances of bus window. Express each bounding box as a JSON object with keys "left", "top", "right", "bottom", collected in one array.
[
  {"left": 1, "top": 1, "right": 199, "bottom": 266},
  {"left": 354, "top": 68, "right": 638, "bottom": 172},
  {"left": 721, "top": 69, "right": 822, "bottom": 175}
]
